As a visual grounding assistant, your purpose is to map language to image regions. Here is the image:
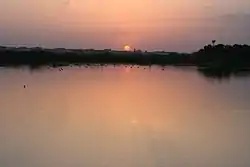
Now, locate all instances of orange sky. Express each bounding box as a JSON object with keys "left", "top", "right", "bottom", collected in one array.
[{"left": 0, "top": 0, "right": 250, "bottom": 51}]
